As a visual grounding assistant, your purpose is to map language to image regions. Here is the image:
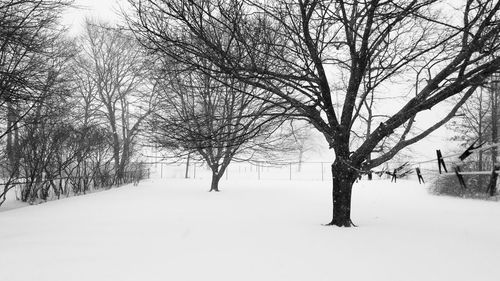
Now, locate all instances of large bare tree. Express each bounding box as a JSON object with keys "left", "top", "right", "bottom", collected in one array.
[{"left": 127, "top": 0, "right": 500, "bottom": 226}]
